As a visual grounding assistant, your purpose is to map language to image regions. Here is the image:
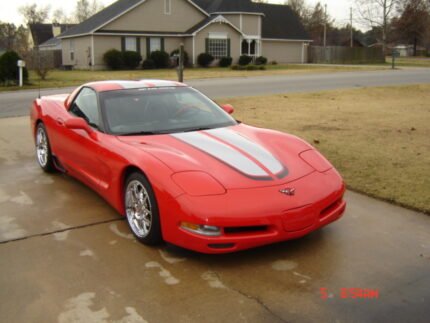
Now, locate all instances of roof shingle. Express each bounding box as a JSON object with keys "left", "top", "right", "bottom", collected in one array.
[{"left": 59, "top": 0, "right": 142, "bottom": 38}]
